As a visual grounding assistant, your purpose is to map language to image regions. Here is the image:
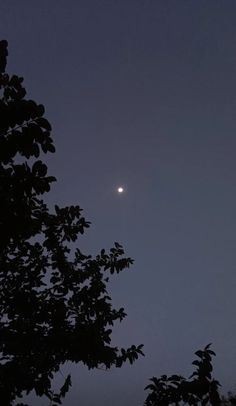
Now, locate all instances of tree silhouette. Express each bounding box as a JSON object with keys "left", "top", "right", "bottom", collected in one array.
[
  {"left": 0, "top": 40, "right": 143, "bottom": 405},
  {"left": 144, "top": 344, "right": 221, "bottom": 405}
]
